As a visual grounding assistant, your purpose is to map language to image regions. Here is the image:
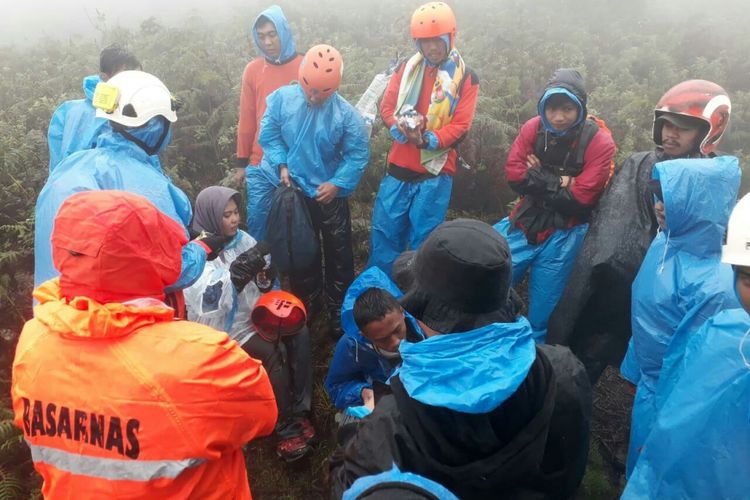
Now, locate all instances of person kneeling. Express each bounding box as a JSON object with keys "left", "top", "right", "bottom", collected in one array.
[{"left": 325, "top": 268, "right": 423, "bottom": 425}]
